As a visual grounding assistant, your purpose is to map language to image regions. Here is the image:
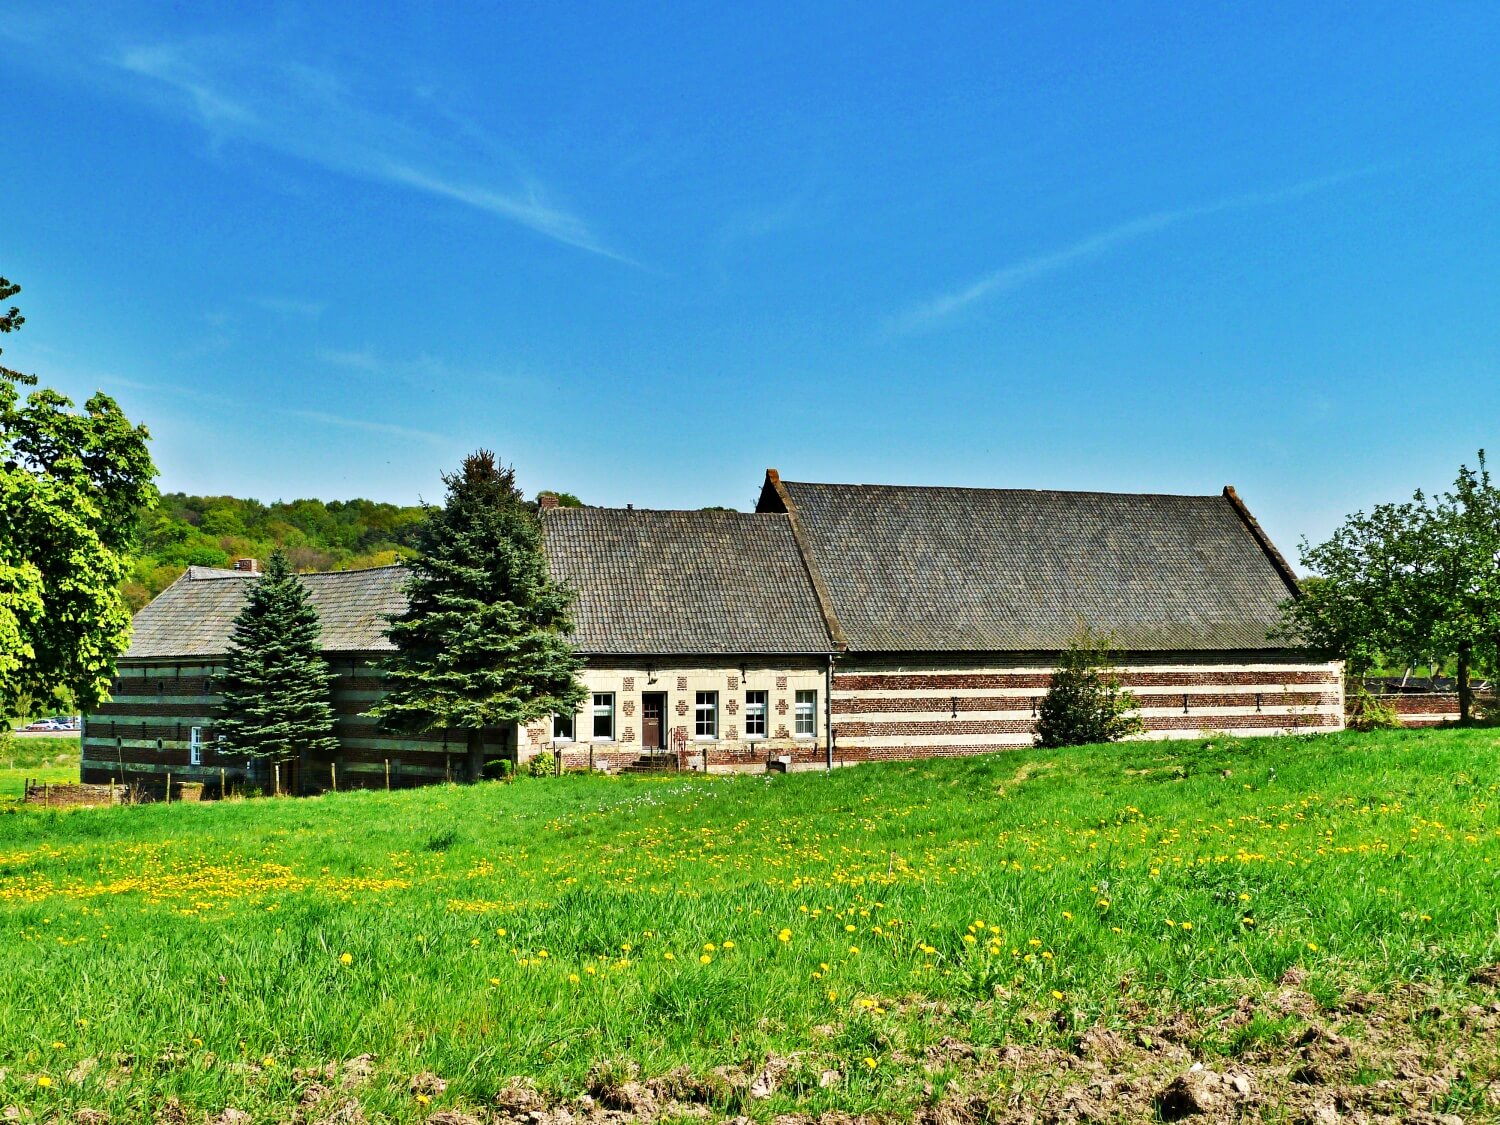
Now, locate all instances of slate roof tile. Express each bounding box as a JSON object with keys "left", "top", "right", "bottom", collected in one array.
[
  {"left": 126, "top": 566, "right": 407, "bottom": 659},
  {"left": 541, "top": 508, "right": 834, "bottom": 654},
  {"left": 770, "top": 480, "right": 1299, "bottom": 653}
]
